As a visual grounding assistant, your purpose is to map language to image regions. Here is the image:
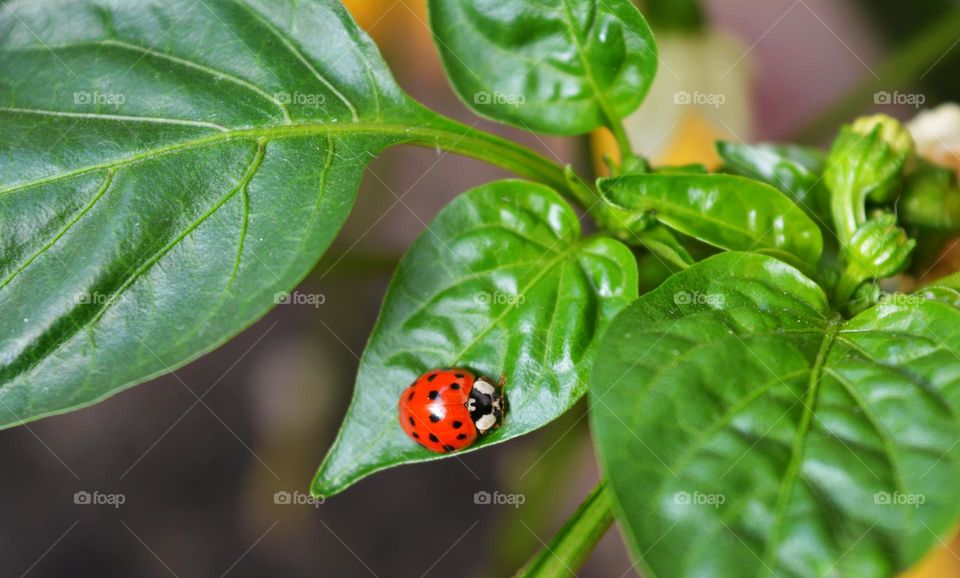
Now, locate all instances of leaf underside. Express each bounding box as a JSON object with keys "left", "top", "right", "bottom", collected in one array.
[{"left": 591, "top": 252, "right": 960, "bottom": 578}]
